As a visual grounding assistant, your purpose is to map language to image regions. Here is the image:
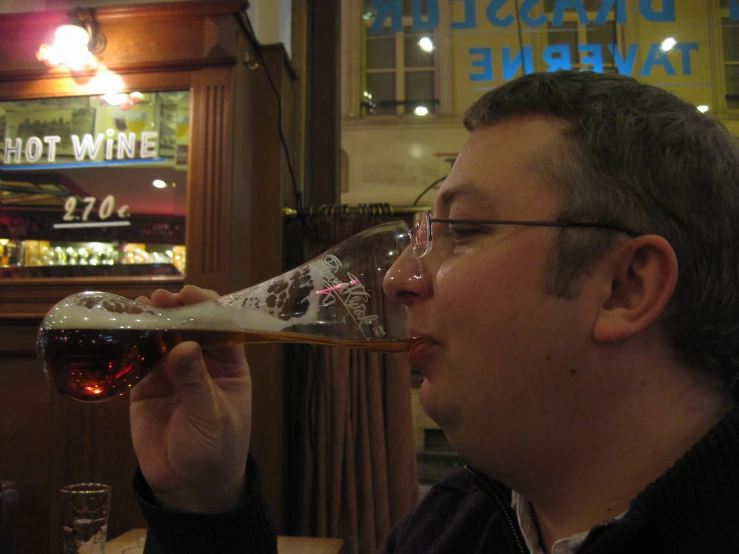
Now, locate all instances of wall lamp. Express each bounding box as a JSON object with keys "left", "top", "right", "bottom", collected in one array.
[{"left": 37, "top": 9, "right": 106, "bottom": 72}]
